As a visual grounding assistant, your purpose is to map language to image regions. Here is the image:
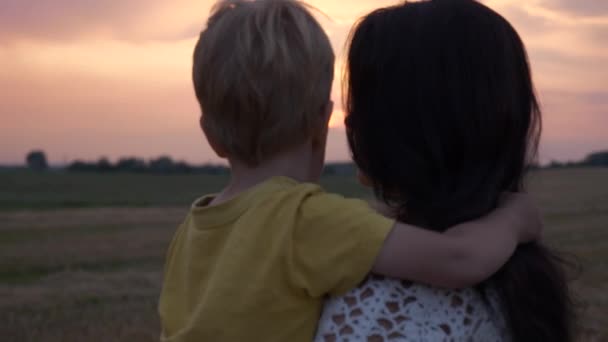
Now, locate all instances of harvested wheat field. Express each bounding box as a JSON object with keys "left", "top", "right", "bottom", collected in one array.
[{"left": 0, "top": 169, "right": 606, "bottom": 341}]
